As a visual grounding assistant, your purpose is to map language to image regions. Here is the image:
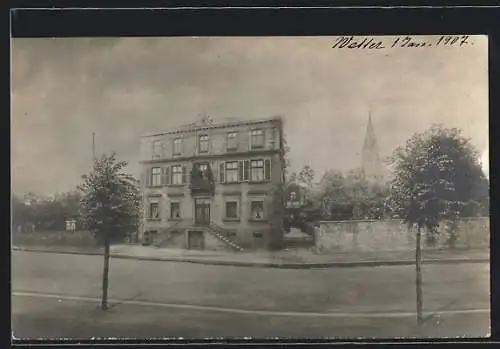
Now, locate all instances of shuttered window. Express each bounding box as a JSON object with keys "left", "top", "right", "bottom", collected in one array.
[
  {"left": 238, "top": 161, "right": 244, "bottom": 182},
  {"left": 238, "top": 160, "right": 250, "bottom": 182},
  {"left": 151, "top": 167, "right": 162, "bottom": 186},
  {"left": 182, "top": 165, "right": 187, "bottom": 184},
  {"left": 172, "top": 165, "right": 183, "bottom": 185},
  {"left": 243, "top": 160, "right": 250, "bottom": 181},
  {"left": 225, "top": 161, "right": 239, "bottom": 183},
  {"left": 250, "top": 160, "right": 264, "bottom": 182},
  {"left": 264, "top": 159, "right": 271, "bottom": 181},
  {"left": 161, "top": 167, "right": 170, "bottom": 186},
  {"left": 220, "top": 162, "right": 225, "bottom": 183}
]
